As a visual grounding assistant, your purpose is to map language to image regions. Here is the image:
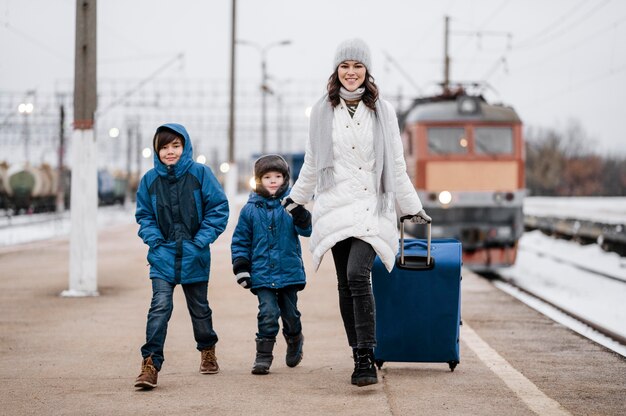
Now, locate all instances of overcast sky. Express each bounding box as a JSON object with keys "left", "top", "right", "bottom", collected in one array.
[{"left": 2, "top": 0, "right": 625, "bottom": 155}]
